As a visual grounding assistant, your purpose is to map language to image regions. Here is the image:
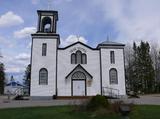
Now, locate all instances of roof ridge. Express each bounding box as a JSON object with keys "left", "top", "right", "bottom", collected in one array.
[{"left": 98, "top": 40, "right": 125, "bottom": 45}]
